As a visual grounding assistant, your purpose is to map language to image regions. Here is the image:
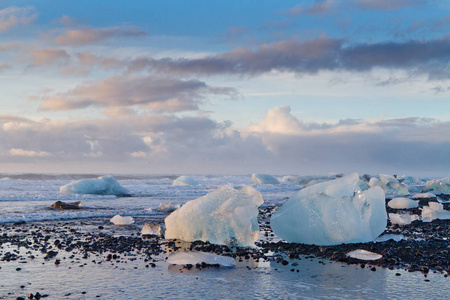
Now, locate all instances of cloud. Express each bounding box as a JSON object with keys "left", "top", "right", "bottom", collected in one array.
[
  {"left": 9, "top": 148, "right": 51, "bottom": 157},
  {"left": 282, "top": 0, "right": 339, "bottom": 16},
  {"left": 55, "top": 15, "right": 78, "bottom": 27},
  {"left": 53, "top": 26, "right": 149, "bottom": 45},
  {"left": 353, "top": 0, "right": 423, "bottom": 11},
  {"left": 38, "top": 75, "right": 238, "bottom": 112},
  {"left": 0, "top": 6, "right": 37, "bottom": 31},
  {"left": 30, "top": 49, "right": 70, "bottom": 66},
  {"left": 0, "top": 62, "right": 10, "bottom": 73}
]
